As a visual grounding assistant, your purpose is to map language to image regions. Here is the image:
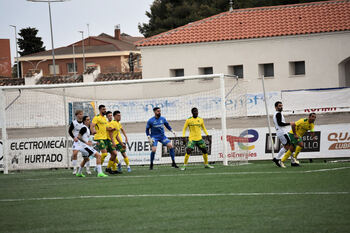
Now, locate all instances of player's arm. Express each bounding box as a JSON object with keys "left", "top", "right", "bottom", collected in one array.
[
  {"left": 292, "top": 119, "right": 303, "bottom": 139},
  {"left": 68, "top": 122, "right": 78, "bottom": 142},
  {"left": 146, "top": 120, "right": 153, "bottom": 146},
  {"left": 121, "top": 127, "right": 128, "bottom": 143},
  {"left": 77, "top": 127, "right": 91, "bottom": 146},
  {"left": 310, "top": 124, "right": 316, "bottom": 140},
  {"left": 182, "top": 120, "right": 189, "bottom": 137},
  {"left": 164, "top": 118, "right": 176, "bottom": 136},
  {"left": 201, "top": 121, "right": 209, "bottom": 136},
  {"left": 90, "top": 117, "right": 97, "bottom": 135},
  {"left": 276, "top": 112, "right": 290, "bottom": 126}
]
